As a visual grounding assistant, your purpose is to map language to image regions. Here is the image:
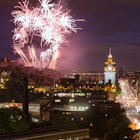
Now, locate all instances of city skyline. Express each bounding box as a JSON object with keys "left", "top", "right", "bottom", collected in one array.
[{"left": 0, "top": 0, "right": 140, "bottom": 72}]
